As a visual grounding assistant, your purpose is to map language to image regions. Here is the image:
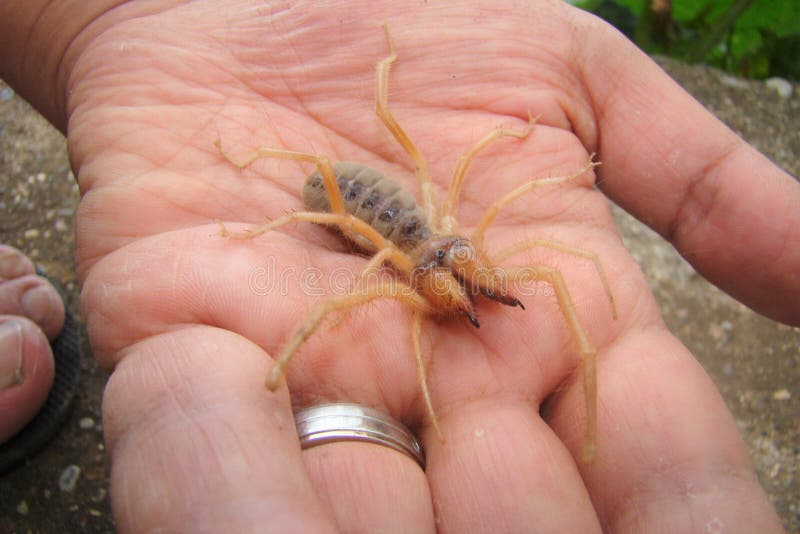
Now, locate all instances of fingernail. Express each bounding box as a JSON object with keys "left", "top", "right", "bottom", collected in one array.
[
  {"left": 0, "top": 320, "right": 24, "bottom": 390},
  {"left": 21, "top": 284, "right": 60, "bottom": 326},
  {"left": 0, "top": 250, "right": 27, "bottom": 279}
]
